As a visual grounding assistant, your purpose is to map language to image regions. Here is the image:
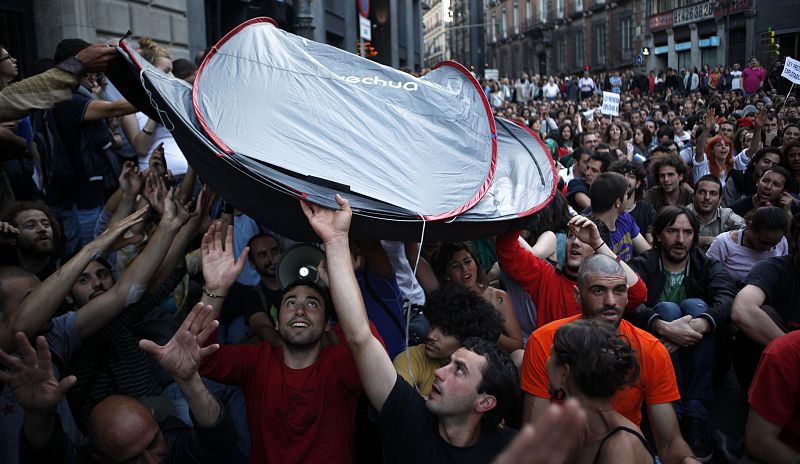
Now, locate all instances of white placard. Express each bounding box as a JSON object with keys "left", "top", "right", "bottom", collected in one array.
[
  {"left": 359, "top": 16, "right": 372, "bottom": 41},
  {"left": 601, "top": 91, "right": 620, "bottom": 116},
  {"left": 781, "top": 57, "right": 800, "bottom": 85},
  {"left": 484, "top": 68, "right": 499, "bottom": 81}
]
